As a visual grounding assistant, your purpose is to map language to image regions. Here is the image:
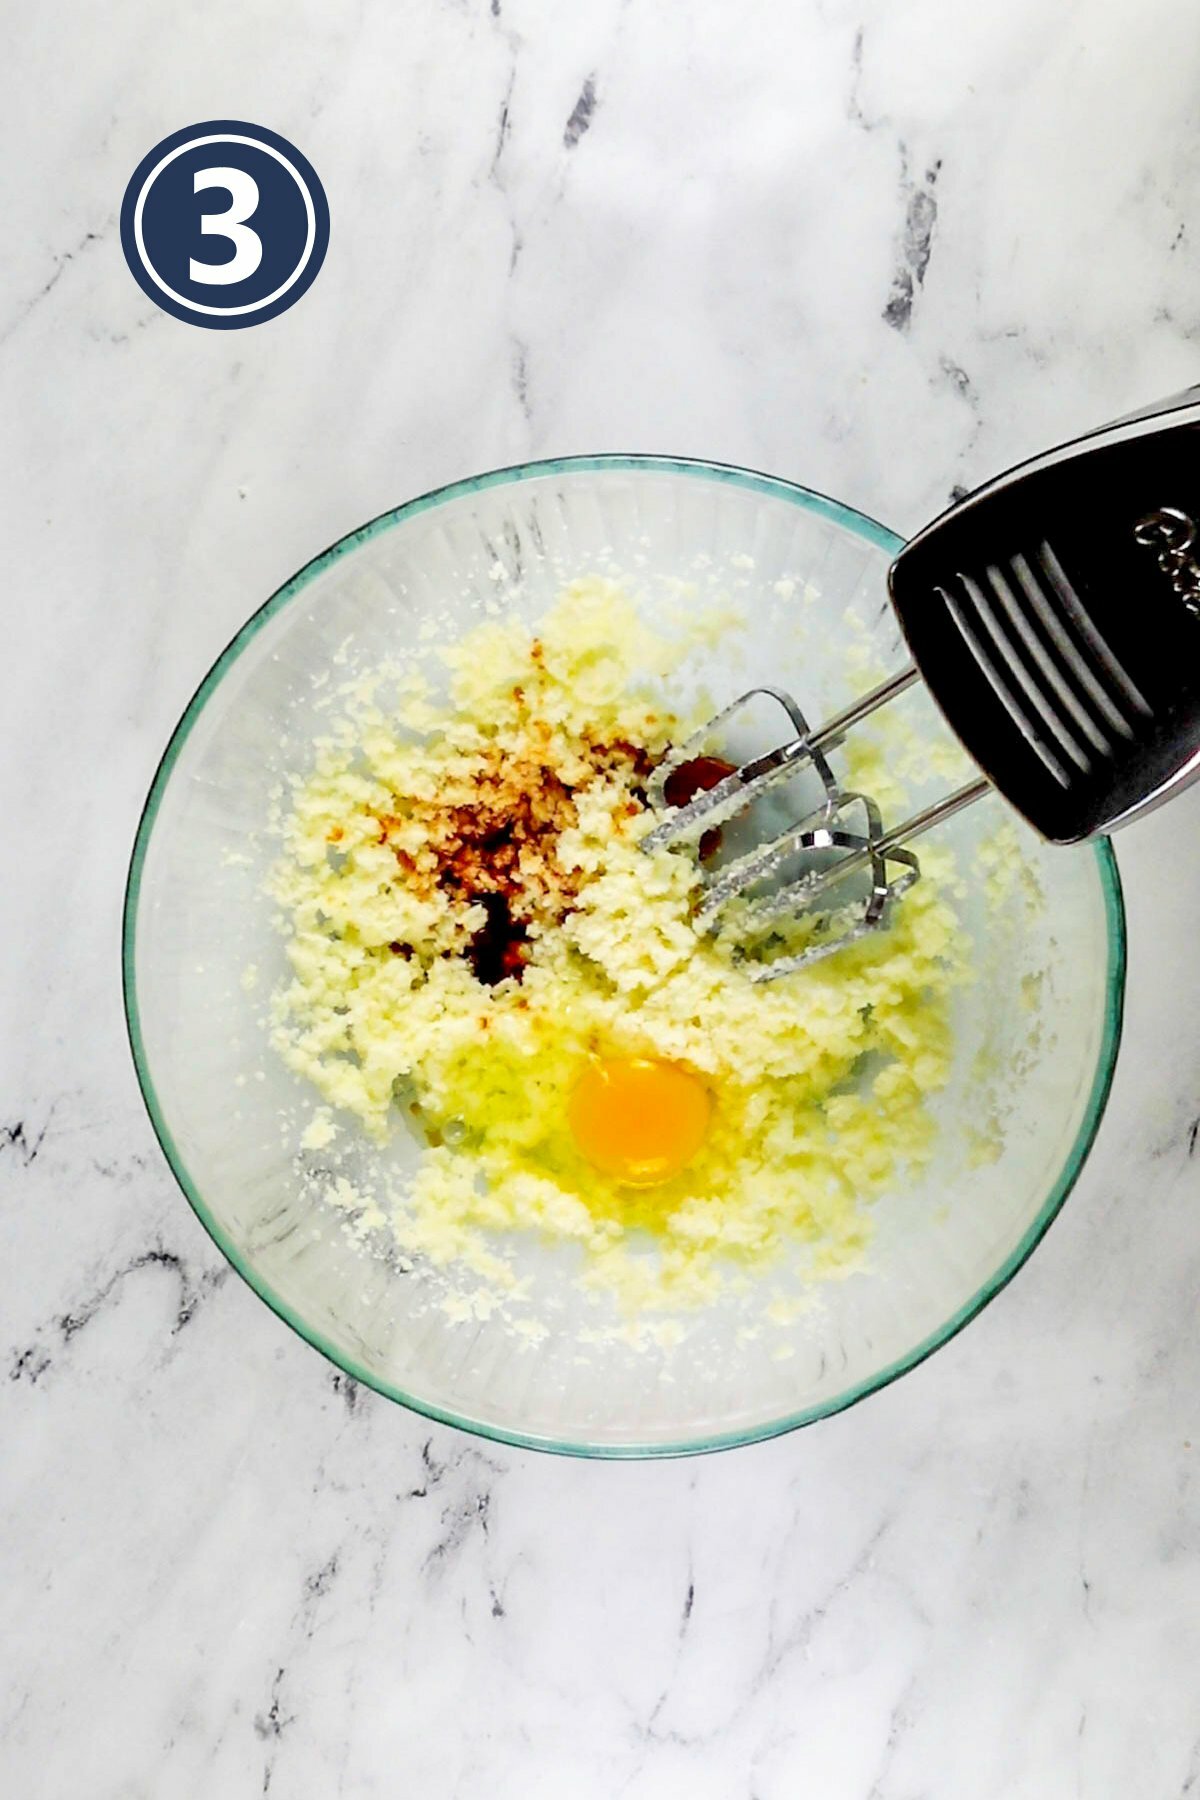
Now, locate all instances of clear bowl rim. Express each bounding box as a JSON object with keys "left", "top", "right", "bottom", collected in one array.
[{"left": 122, "top": 453, "right": 1127, "bottom": 1459}]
